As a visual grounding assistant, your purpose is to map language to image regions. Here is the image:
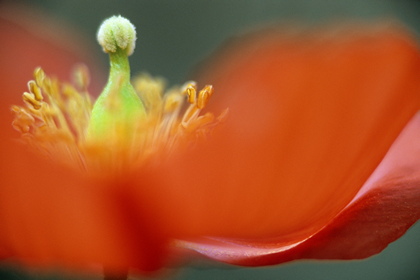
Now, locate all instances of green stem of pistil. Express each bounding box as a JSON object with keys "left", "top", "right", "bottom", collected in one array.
[
  {"left": 86, "top": 47, "right": 146, "bottom": 141},
  {"left": 109, "top": 48, "right": 131, "bottom": 84}
]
